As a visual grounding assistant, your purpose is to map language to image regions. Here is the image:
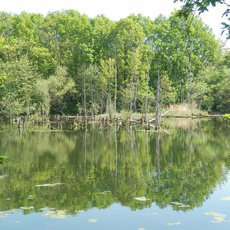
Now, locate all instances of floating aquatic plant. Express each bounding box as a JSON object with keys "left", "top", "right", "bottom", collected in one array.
[
  {"left": 88, "top": 218, "right": 98, "bottom": 223},
  {"left": 204, "top": 212, "right": 227, "bottom": 223},
  {"left": 20, "top": 206, "right": 34, "bottom": 211},
  {"left": 167, "top": 221, "right": 181, "bottom": 226},
  {"left": 134, "top": 196, "right": 150, "bottom": 202},
  {"left": 44, "top": 210, "right": 67, "bottom": 219},
  {"left": 171, "top": 201, "right": 190, "bottom": 208},
  {"left": 36, "top": 183, "right": 62, "bottom": 187}
]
